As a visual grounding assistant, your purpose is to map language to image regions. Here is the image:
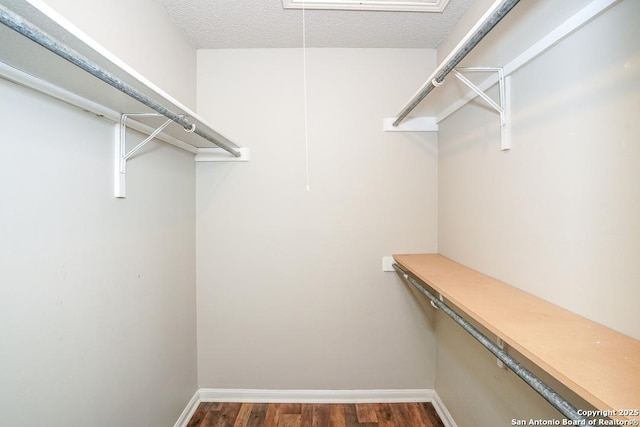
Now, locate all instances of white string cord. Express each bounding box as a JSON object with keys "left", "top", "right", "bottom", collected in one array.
[{"left": 302, "top": 0, "right": 310, "bottom": 191}]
